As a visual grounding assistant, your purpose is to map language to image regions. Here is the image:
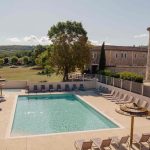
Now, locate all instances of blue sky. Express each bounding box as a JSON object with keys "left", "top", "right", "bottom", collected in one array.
[{"left": 0, "top": 0, "right": 150, "bottom": 46}]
